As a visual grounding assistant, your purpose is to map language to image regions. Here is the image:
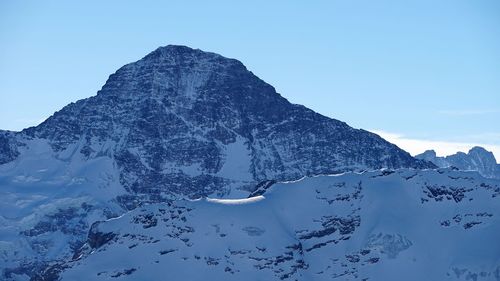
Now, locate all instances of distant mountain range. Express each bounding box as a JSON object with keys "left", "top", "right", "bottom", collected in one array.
[
  {"left": 0, "top": 46, "right": 498, "bottom": 281},
  {"left": 416, "top": 146, "right": 500, "bottom": 179}
]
